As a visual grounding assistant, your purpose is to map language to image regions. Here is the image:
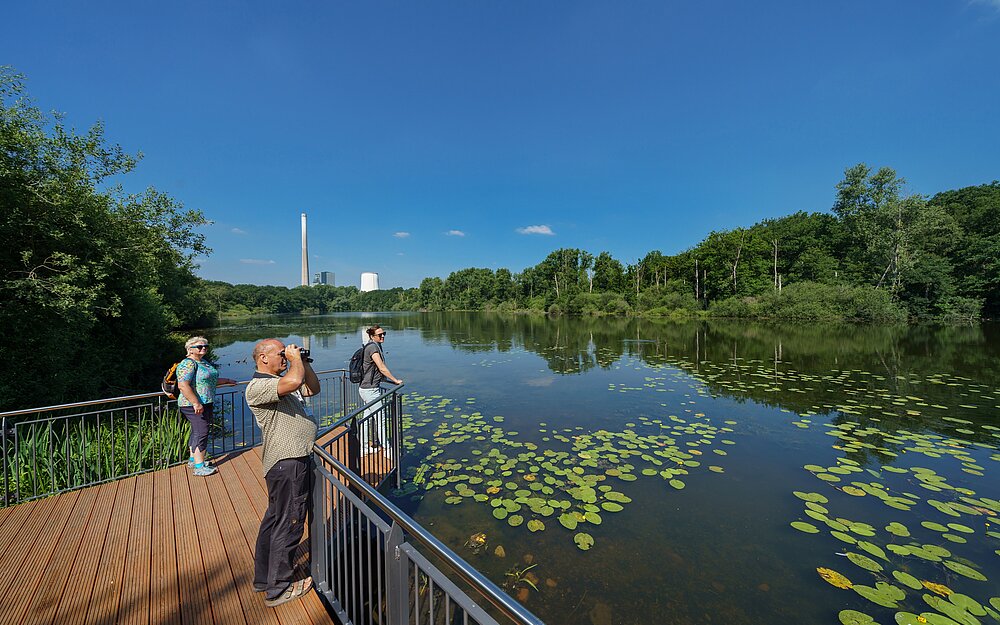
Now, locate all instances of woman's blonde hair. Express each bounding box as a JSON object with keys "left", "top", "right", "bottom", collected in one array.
[{"left": 185, "top": 336, "right": 209, "bottom": 350}]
